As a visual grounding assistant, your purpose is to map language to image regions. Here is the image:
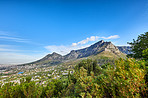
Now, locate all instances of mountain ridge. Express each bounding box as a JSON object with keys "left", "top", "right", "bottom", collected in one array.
[{"left": 21, "top": 40, "right": 131, "bottom": 66}]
